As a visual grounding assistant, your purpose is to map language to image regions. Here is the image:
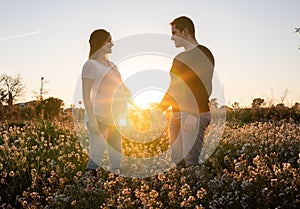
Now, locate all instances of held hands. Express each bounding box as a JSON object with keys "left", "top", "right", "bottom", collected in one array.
[
  {"left": 182, "top": 114, "right": 197, "bottom": 132},
  {"left": 150, "top": 110, "right": 197, "bottom": 132},
  {"left": 150, "top": 109, "right": 165, "bottom": 122},
  {"left": 129, "top": 99, "right": 142, "bottom": 111}
]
